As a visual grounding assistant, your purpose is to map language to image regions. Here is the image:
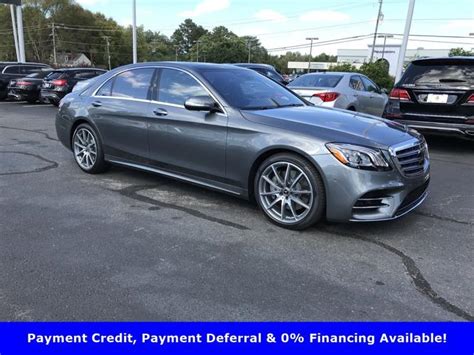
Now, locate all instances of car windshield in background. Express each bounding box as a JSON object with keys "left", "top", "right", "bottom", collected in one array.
[
  {"left": 289, "top": 74, "right": 343, "bottom": 88},
  {"left": 201, "top": 69, "right": 304, "bottom": 110},
  {"left": 400, "top": 62, "right": 474, "bottom": 87}
]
